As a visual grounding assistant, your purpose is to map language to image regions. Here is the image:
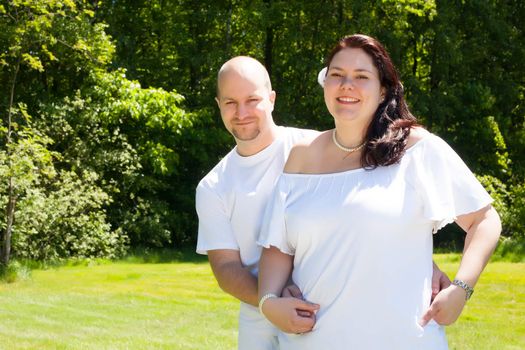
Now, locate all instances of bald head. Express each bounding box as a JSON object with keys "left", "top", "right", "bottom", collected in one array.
[
  {"left": 214, "top": 56, "right": 277, "bottom": 153},
  {"left": 217, "top": 56, "right": 272, "bottom": 98}
]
